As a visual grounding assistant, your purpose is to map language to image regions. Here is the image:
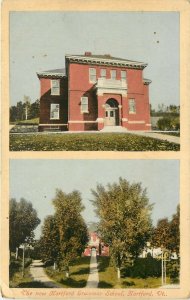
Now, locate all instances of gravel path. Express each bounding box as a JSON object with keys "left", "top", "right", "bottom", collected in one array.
[
  {"left": 86, "top": 250, "right": 99, "bottom": 288},
  {"left": 30, "top": 260, "right": 60, "bottom": 288}
]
